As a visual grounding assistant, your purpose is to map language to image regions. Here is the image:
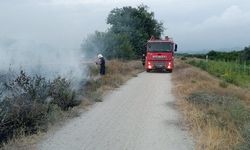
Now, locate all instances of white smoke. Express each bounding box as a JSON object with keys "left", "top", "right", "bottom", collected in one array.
[{"left": 0, "top": 36, "right": 86, "bottom": 88}]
